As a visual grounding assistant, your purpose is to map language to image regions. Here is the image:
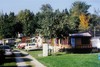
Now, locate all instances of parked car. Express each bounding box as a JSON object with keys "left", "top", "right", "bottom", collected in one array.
[
  {"left": 0, "top": 46, "right": 5, "bottom": 64},
  {"left": 18, "top": 43, "right": 27, "bottom": 49},
  {"left": 24, "top": 43, "right": 37, "bottom": 51},
  {"left": 0, "top": 45, "right": 13, "bottom": 56}
]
